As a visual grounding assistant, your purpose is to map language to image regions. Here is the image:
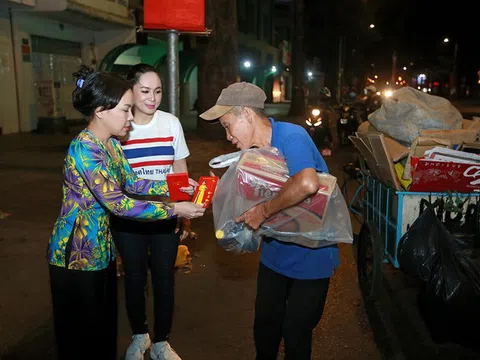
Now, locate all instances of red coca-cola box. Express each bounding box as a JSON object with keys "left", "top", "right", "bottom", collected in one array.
[
  {"left": 235, "top": 151, "right": 337, "bottom": 233},
  {"left": 409, "top": 160, "right": 480, "bottom": 193}
]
